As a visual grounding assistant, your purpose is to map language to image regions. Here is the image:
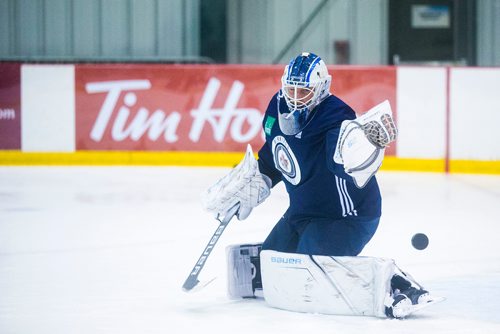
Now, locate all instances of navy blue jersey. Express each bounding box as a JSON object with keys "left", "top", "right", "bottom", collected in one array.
[{"left": 258, "top": 93, "right": 382, "bottom": 220}]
